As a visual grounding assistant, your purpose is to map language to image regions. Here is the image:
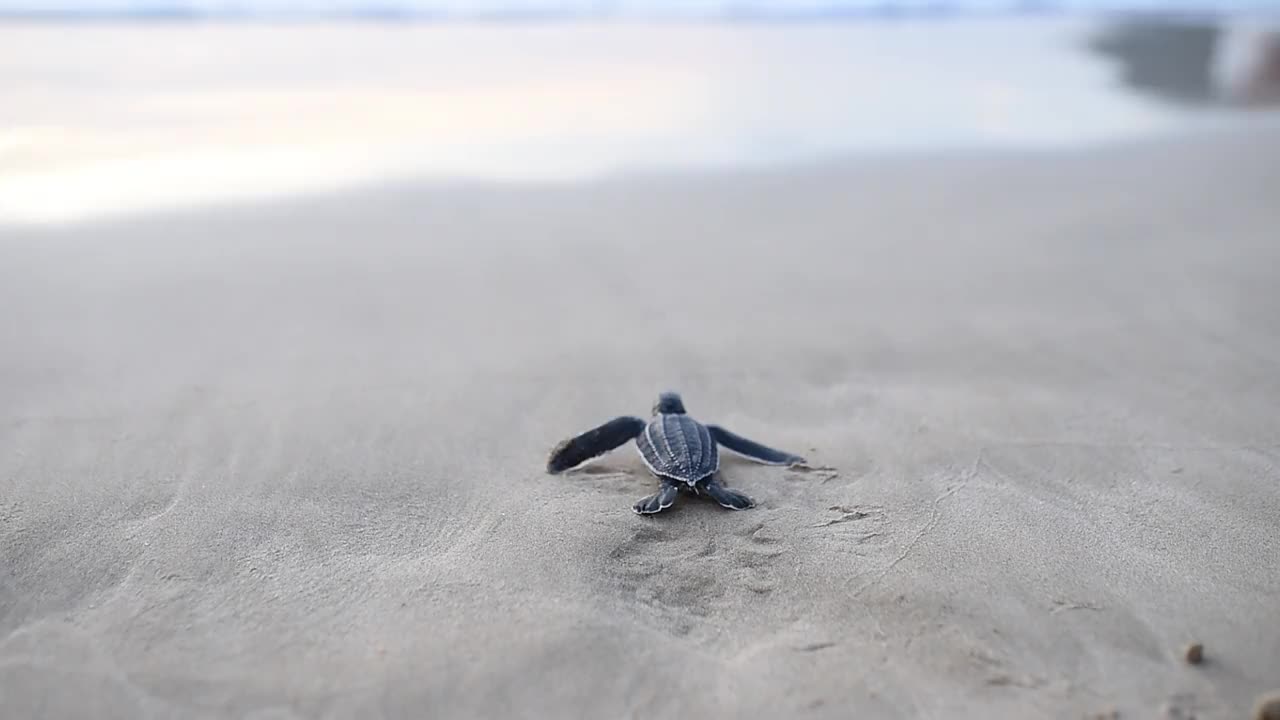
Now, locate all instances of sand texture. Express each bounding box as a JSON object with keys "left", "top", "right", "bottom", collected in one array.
[{"left": 3, "top": 128, "right": 1279, "bottom": 718}]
